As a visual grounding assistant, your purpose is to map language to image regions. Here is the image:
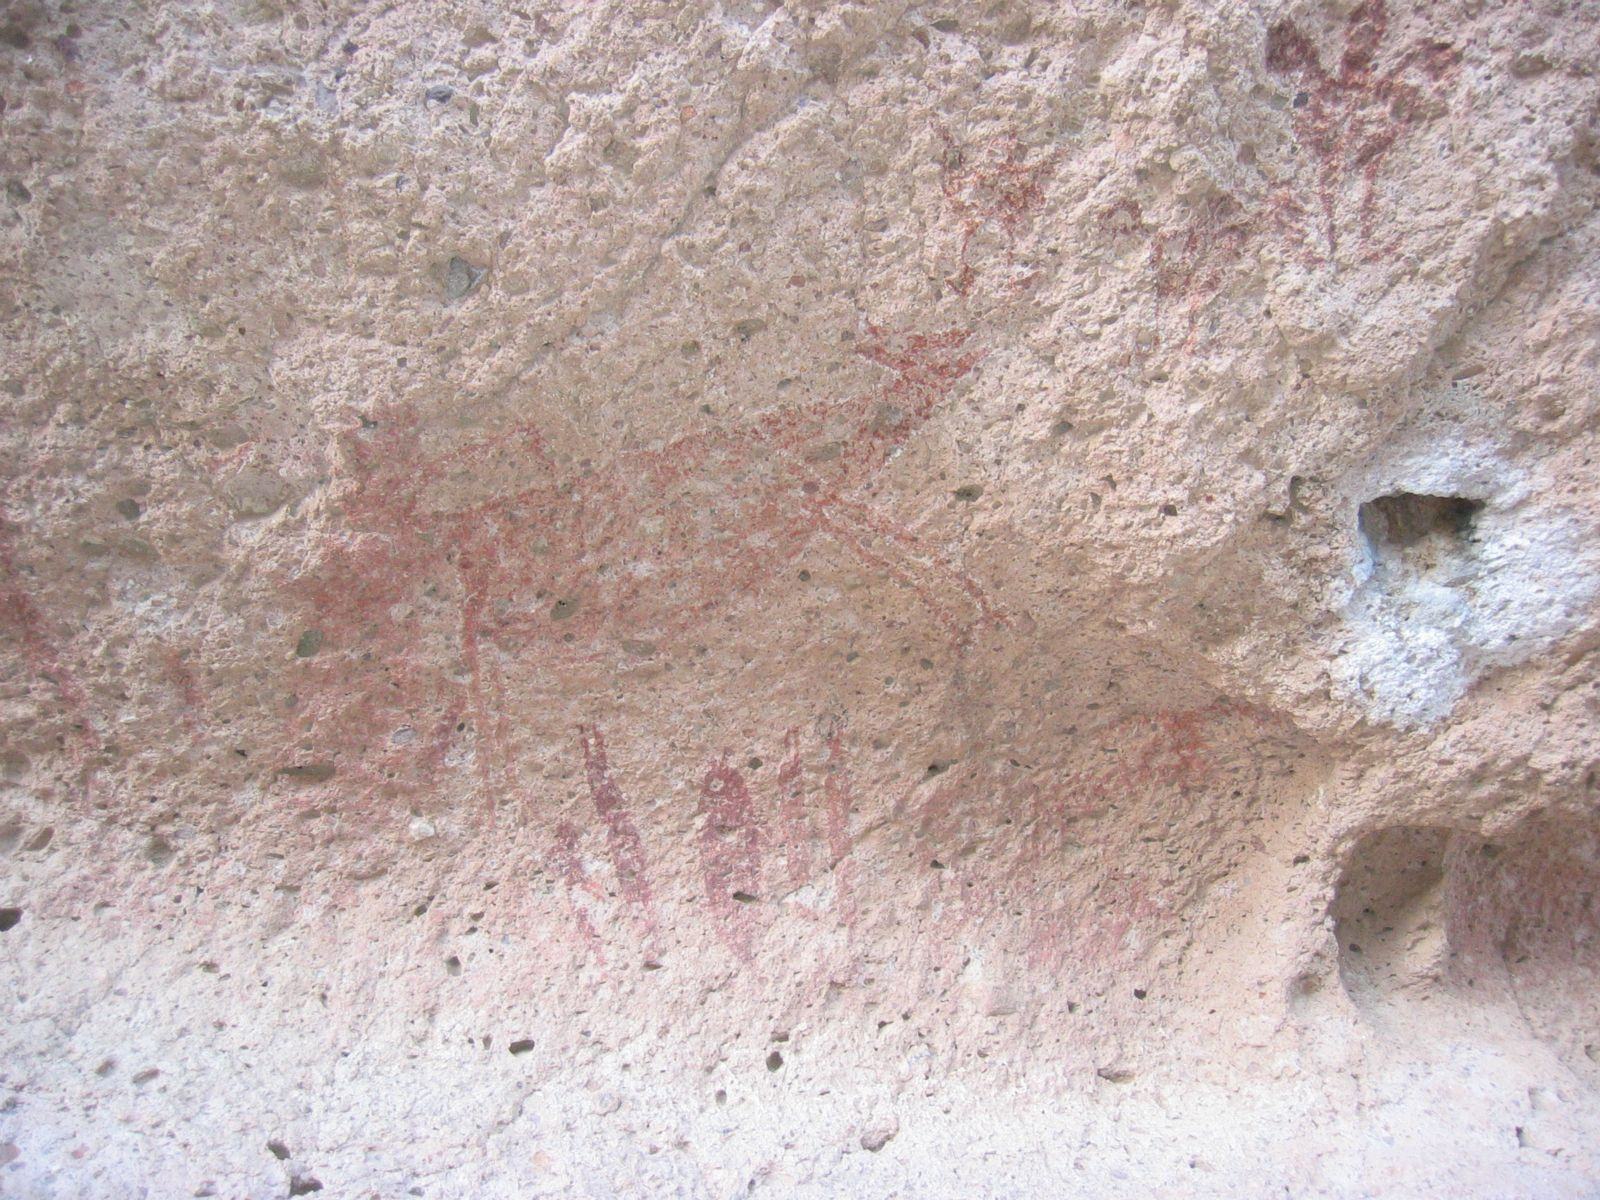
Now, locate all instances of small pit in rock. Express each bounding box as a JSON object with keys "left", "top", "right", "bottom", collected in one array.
[
  {"left": 1358, "top": 492, "right": 1482, "bottom": 566},
  {"left": 1332, "top": 826, "right": 1451, "bottom": 1004}
]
